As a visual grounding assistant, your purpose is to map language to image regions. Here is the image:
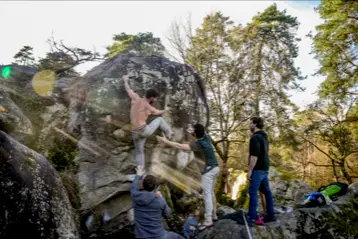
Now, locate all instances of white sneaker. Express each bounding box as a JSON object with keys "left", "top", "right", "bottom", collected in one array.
[{"left": 127, "top": 174, "right": 136, "bottom": 181}]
